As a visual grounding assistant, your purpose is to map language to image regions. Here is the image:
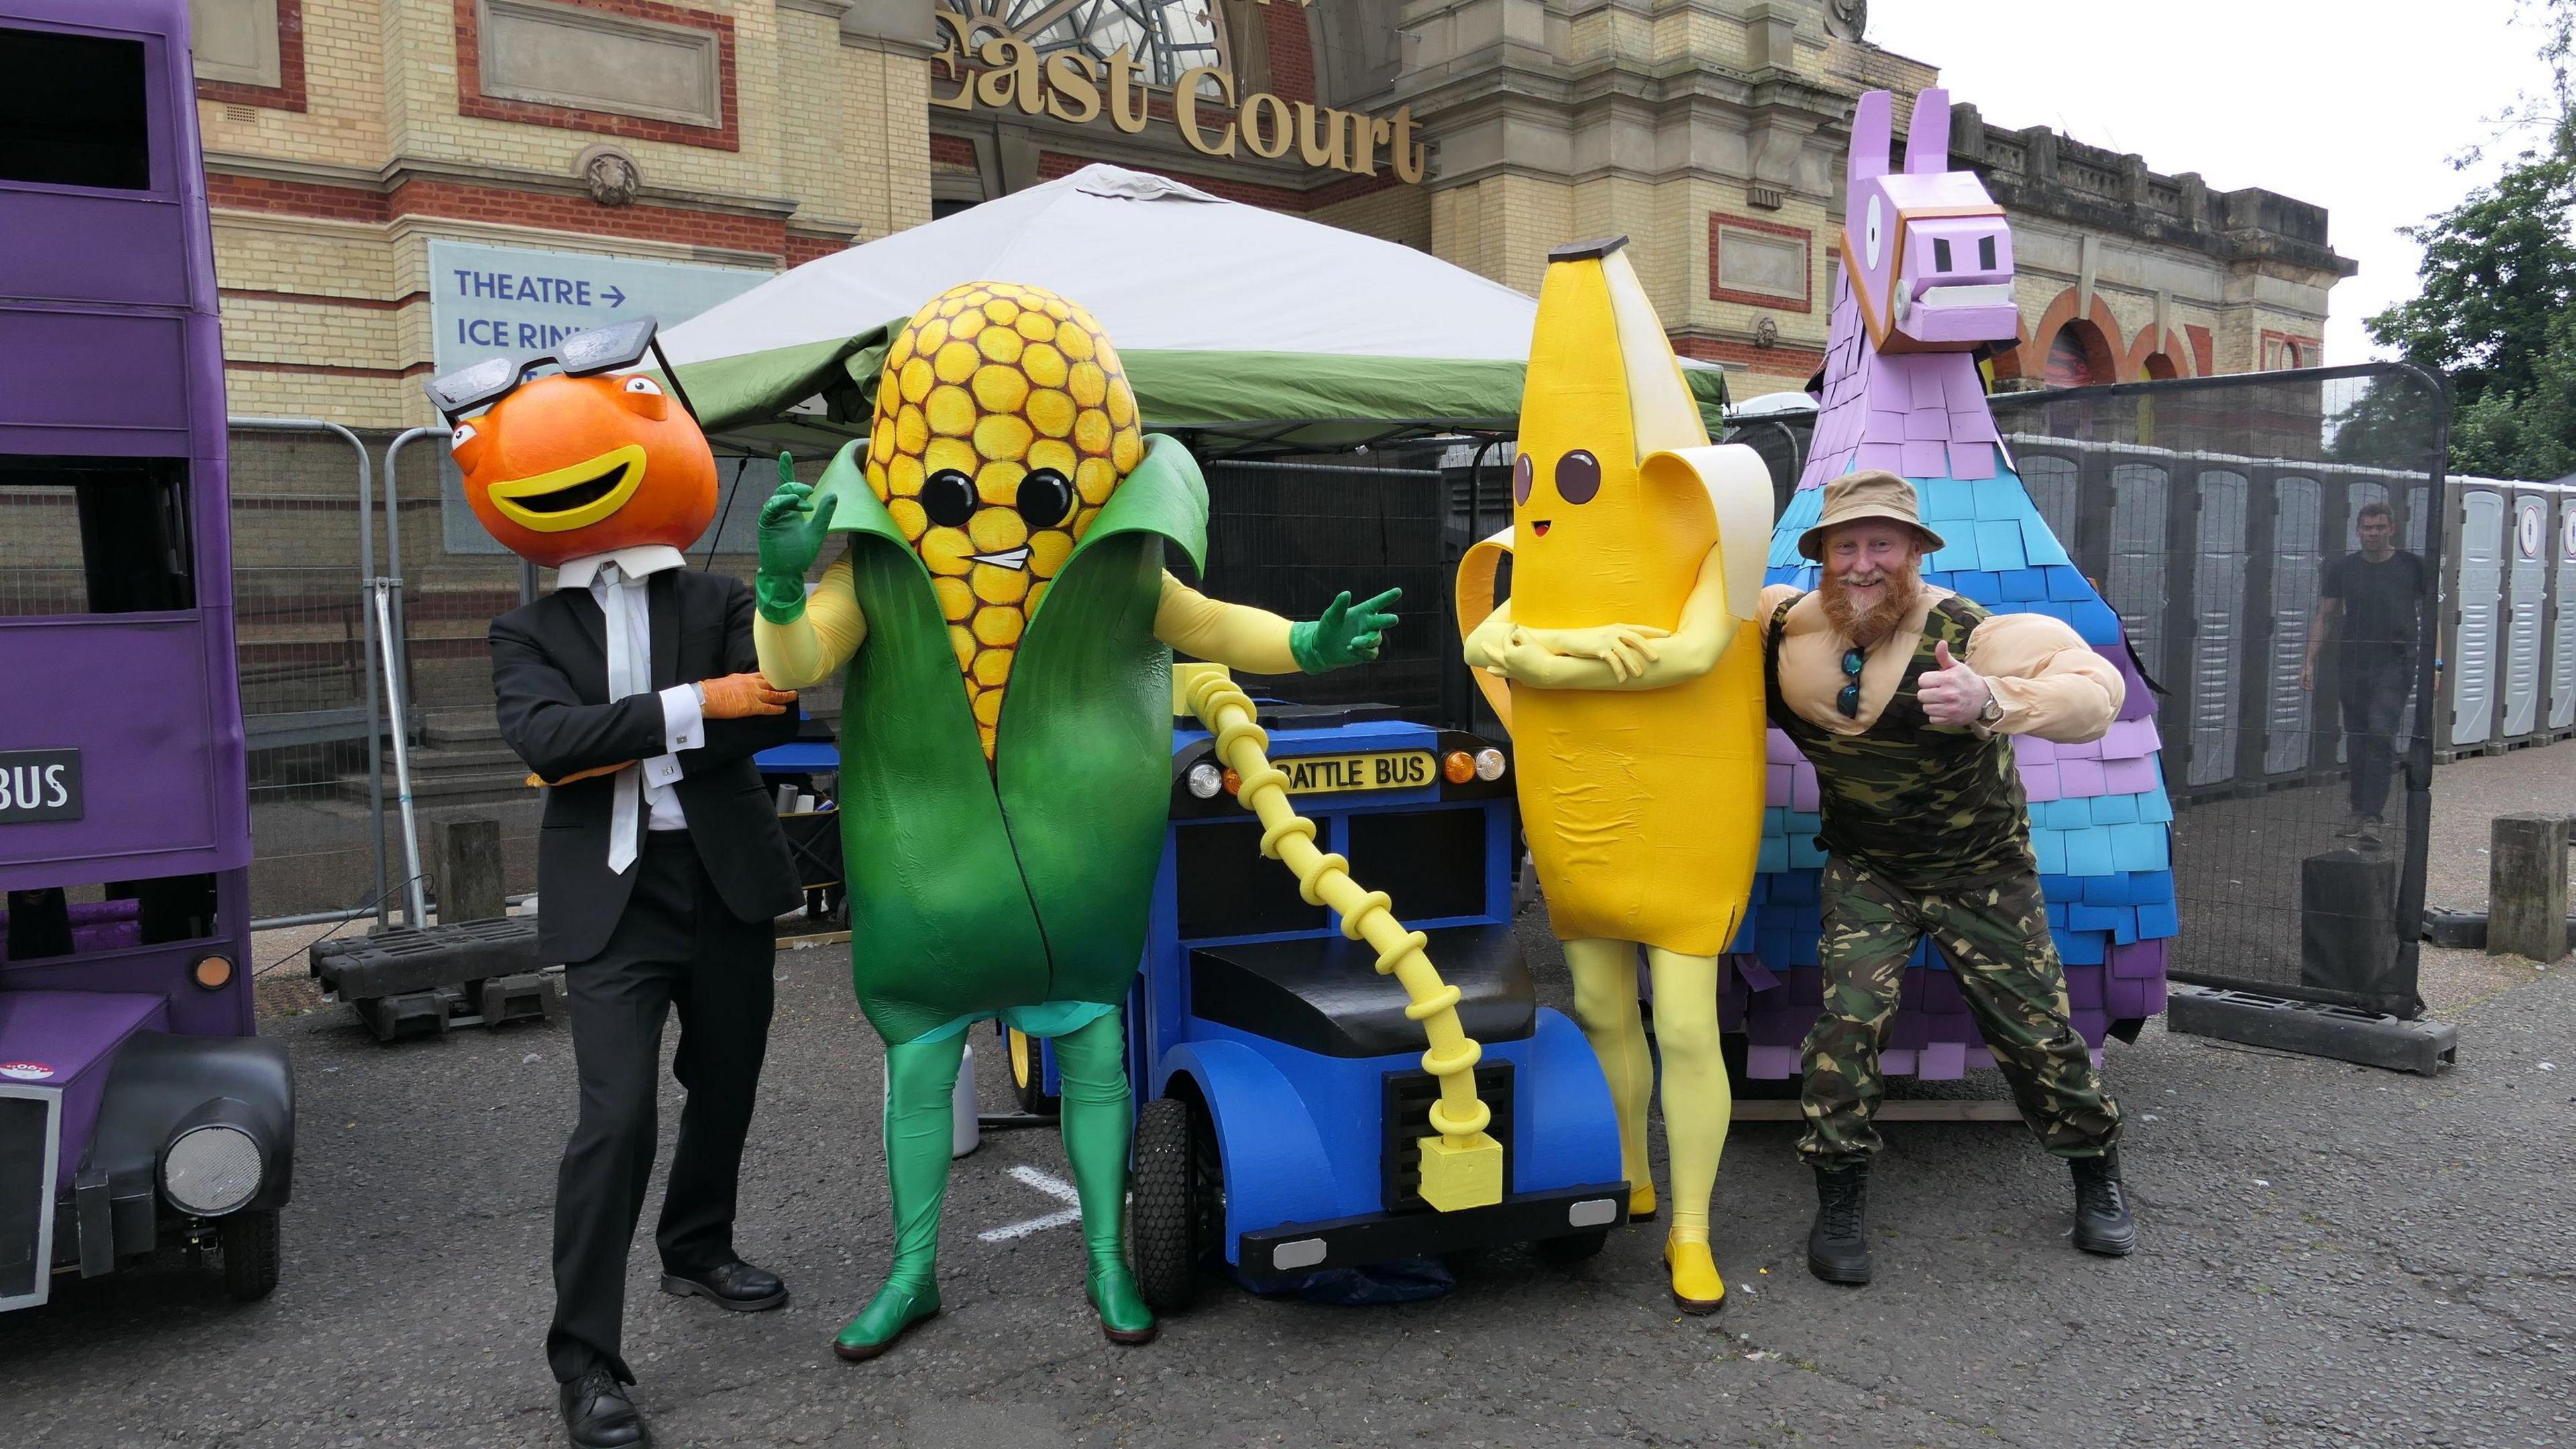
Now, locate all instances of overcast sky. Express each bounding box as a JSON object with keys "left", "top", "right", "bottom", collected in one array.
[{"left": 1870, "top": 0, "right": 2562, "bottom": 365}]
